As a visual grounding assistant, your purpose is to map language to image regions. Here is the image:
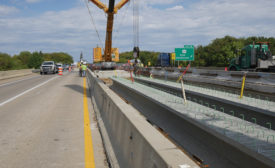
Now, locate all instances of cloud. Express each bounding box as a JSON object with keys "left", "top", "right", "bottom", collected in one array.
[
  {"left": 166, "top": 5, "right": 184, "bottom": 11},
  {"left": 0, "top": 0, "right": 275, "bottom": 62},
  {"left": 0, "top": 5, "right": 18, "bottom": 15},
  {"left": 25, "top": 0, "right": 41, "bottom": 3},
  {"left": 144, "top": 0, "right": 176, "bottom": 5},
  {"left": 137, "top": 0, "right": 275, "bottom": 51},
  {"left": 0, "top": 4, "right": 107, "bottom": 61}
]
